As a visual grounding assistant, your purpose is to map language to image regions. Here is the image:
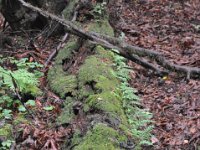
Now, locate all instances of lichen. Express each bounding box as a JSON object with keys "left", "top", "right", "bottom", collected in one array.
[{"left": 74, "top": 123, "right": 127, "bottom": 150}]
